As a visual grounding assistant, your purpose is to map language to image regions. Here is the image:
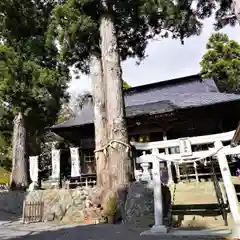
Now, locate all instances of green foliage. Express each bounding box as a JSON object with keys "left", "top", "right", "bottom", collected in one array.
[
  {"left": 123, "top": 81, "right": 131, "bottom": 89},
  {"left": 0, "top": 44, "right": 69, "bottom": 139},
  {"left": 0, "top": 135, "right": 12, "bottom": 171},
  {"left": 0, "top": 0, "right": 70, "bottom": 155},
  {"left": 47, "top": 0, "right": 203, "bottom": 72},
  {"left": 0, "top": 167, "right": 10, "bottom": 184},
  {"left": 200, "top": 33, "right": 240, "bottom": 93},
  {"left": 194, "top": 0, "right": 237, "bottom": 29},
  {"left": 104, "top": 194, "right": 117, "bottom": 216},
  {"left": 158, "top": 1, "right": 237, "bottom": 31},
  {"left": 56, "top": 103, "right": 75, "bottom": 124}
]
